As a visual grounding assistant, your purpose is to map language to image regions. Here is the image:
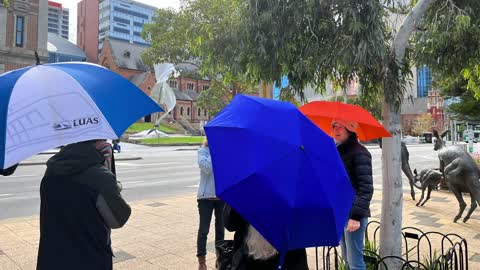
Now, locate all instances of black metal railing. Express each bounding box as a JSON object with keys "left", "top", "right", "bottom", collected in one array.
[{"left": 315, "top": 221, "right": 469, "bottom": 270}]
